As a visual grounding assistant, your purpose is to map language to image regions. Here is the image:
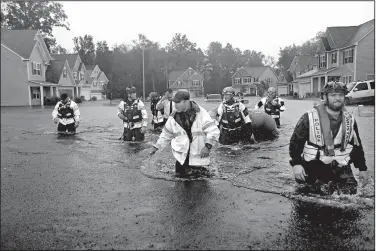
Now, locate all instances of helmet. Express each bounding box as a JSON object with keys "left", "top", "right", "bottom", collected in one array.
[
  {"left": 267, "top": 87, "right": 276, "bottom": 93},
  {"left": 222, "top": 86, "right": 235, "bottom": 95},
  {"left": 128, "top": 86, "right": 136, "bottom": 93},
  {"left": 321, "top": 81, "right": 348, "bottom": 95}
]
